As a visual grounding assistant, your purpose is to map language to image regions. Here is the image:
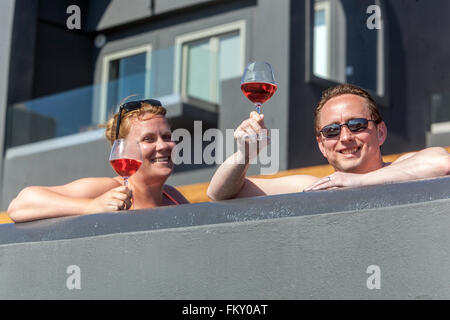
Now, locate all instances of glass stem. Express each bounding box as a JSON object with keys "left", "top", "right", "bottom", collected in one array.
[
  {"left": 254, "top": 103, "right": 266, "bottom": 141},
  {"left": 255, "top": 103, "right": 262, "bottom": 114},
  {"left": 123, "top": 177, "right": 133, "bottom": 210}
]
